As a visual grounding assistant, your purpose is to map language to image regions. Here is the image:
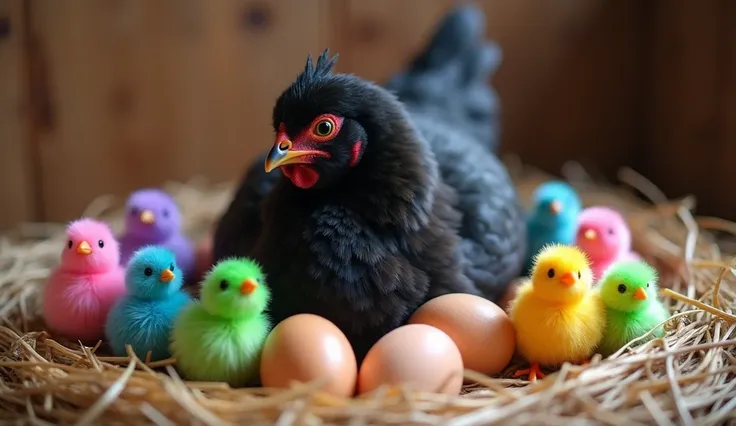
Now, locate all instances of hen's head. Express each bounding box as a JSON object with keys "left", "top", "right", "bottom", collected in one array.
[{"left": 266, "top": 50, "right": 385, "bottom": 189}]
